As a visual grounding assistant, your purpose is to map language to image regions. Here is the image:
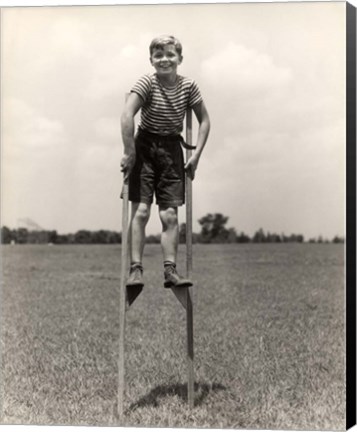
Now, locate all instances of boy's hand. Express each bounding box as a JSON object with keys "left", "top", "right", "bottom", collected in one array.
[
  {"left": 184, "top": 155, "right": 199, "bottom": 180},
  {"left": 120, "top": 152, "right": 136, "bottom": 181}
]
